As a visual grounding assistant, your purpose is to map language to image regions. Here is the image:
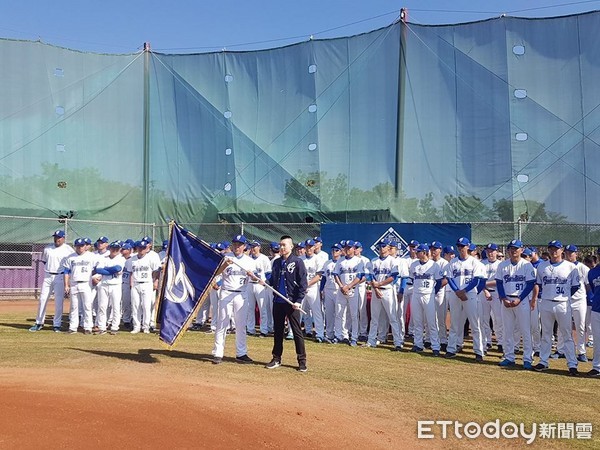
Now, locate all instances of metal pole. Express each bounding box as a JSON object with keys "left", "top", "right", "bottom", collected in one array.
[{"left": 143, "top": 42, "right": 151, "bottom": 227}]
